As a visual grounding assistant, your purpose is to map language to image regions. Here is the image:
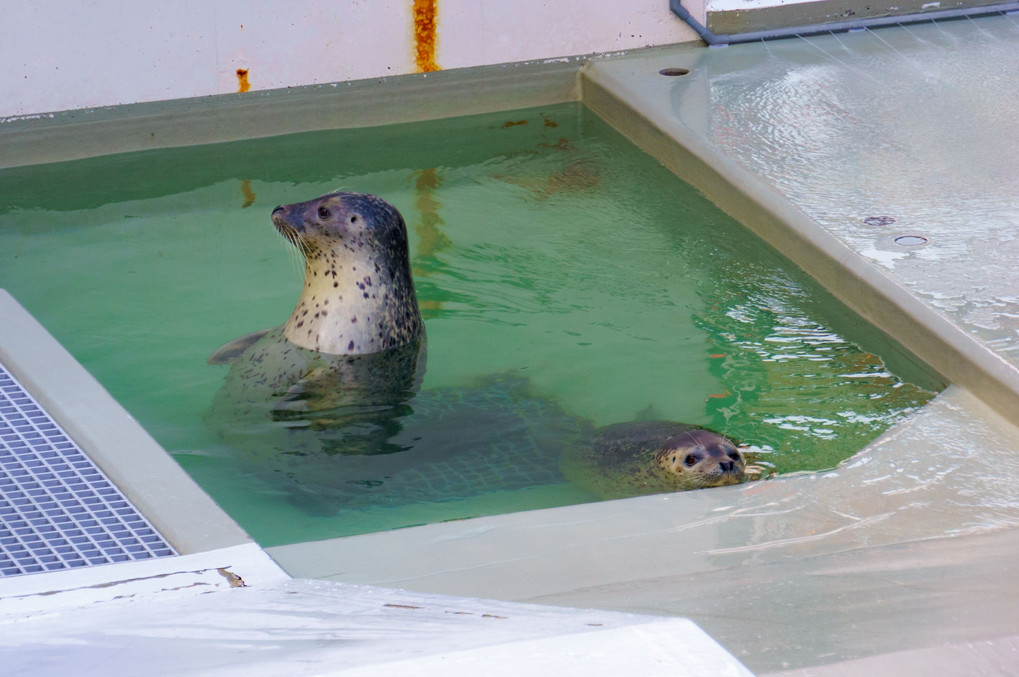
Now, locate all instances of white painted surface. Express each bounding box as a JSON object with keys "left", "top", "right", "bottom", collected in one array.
[
  {"left": 3, "top": 1, "right": 696, "bottom": 118},
  {"left": 0, "top": 543, "right": 287, "bottom": 612},
  {"left": 0, "top": 544, "right": 752, "bottom": 677}
]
